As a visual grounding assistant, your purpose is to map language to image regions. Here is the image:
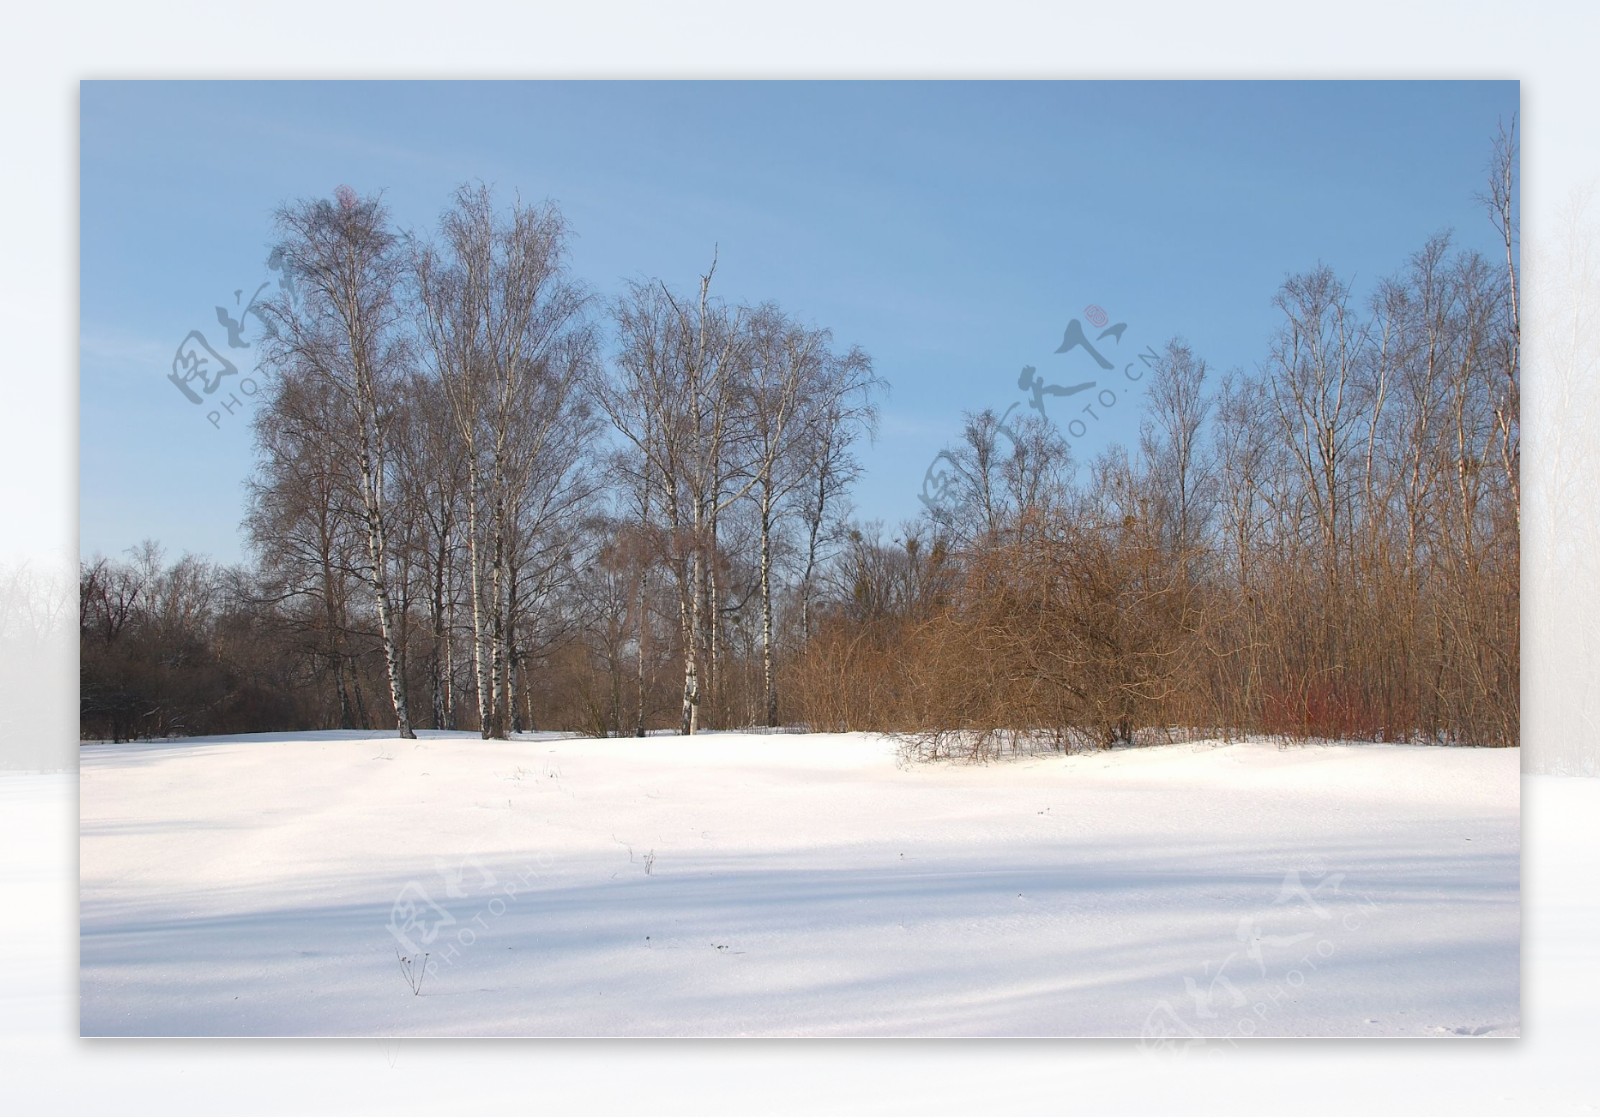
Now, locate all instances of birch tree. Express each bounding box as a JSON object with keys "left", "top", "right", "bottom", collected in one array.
[
  {"left": 743, "top": 306, "right": 867, "bottom": 726},
  {"left": 259, "top": 186, "right": 417, "bottom": 738},
  {"left": 598, "top": 259, "right": 750, "bottom": 734},
  {"left": 415, "top": 185, "right": 594, "bottom": 738},
  {"left": 246, "top": 358, "right": 371, "bottom": 728}
]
